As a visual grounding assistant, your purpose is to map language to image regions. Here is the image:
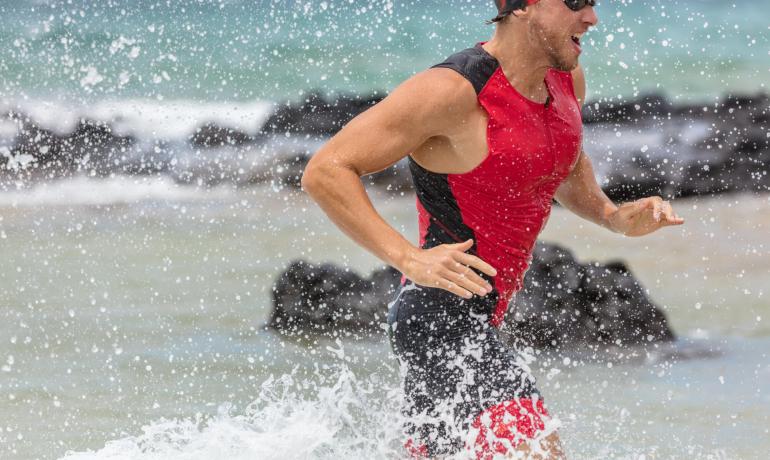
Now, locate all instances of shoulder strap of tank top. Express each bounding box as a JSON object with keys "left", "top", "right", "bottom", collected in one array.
[{"left": 430, "top": 44, "right": 500, "bottom": 95}]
